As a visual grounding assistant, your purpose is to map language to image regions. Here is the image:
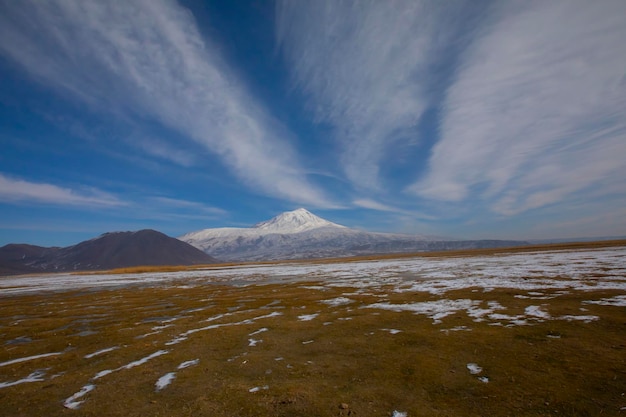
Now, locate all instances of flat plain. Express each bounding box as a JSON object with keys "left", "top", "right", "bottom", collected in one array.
[{"left": 1, "top": 242, "right": 625, "bottom": 416}]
